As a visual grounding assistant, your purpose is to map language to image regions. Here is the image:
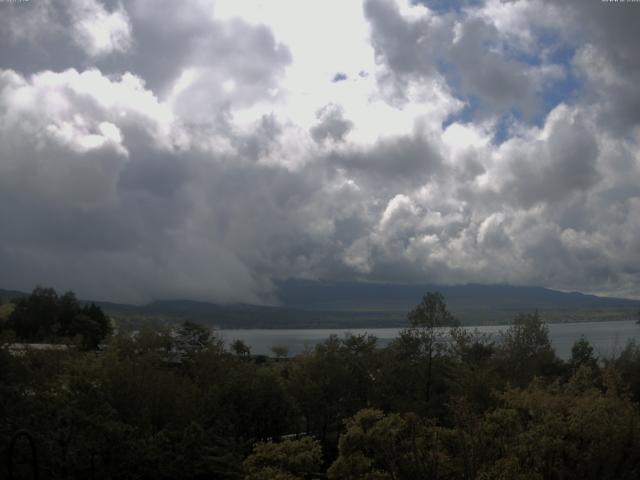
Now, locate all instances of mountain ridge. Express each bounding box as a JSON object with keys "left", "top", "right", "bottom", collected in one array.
[{"left": 2, "top": 282, "right": 638, "bottom": 328}]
